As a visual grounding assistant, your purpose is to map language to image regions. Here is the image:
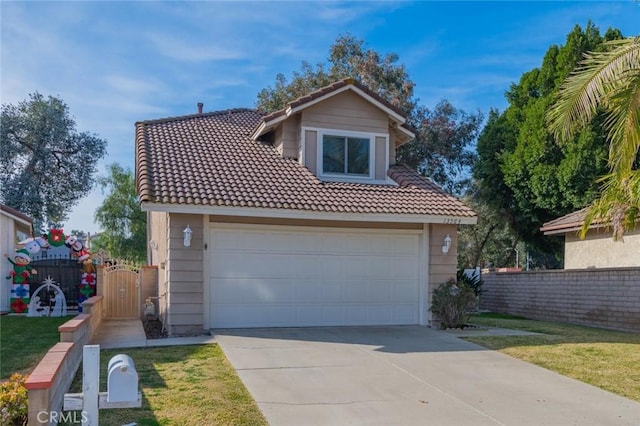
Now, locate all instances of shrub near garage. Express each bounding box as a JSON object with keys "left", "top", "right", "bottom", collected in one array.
[
  {"left": 430, "top": 278, "right": 477, "bottom": 329},
  {"left": 0, "top": 373, "right": 28, "bottom": 426}
]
